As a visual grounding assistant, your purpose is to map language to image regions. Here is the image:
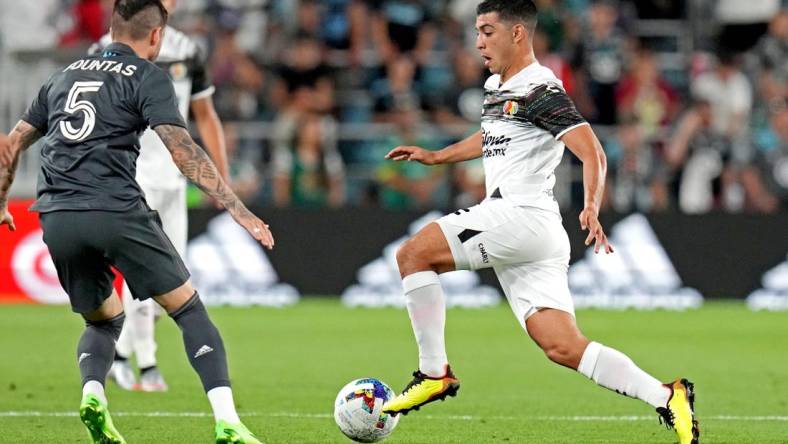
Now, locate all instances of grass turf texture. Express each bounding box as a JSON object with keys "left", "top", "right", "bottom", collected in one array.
[{"left": 0, "top": 300, "right": 786, "bottom": 443}]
